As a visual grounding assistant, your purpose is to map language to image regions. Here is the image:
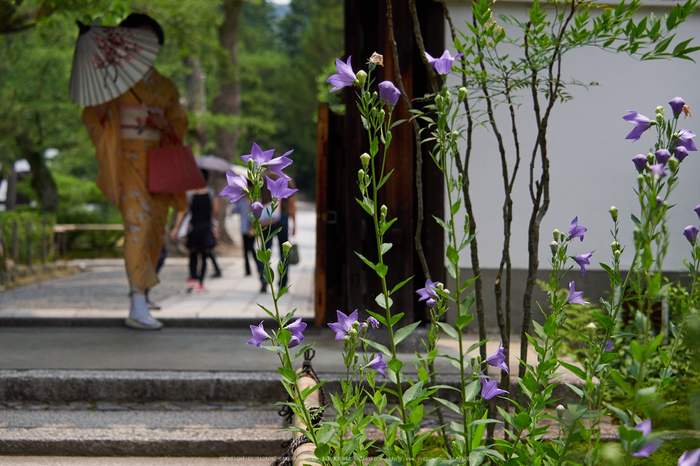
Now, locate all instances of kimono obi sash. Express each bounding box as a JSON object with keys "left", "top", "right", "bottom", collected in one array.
[{"left": 119, "top": 105, "right": 164, "bottom": 141}]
